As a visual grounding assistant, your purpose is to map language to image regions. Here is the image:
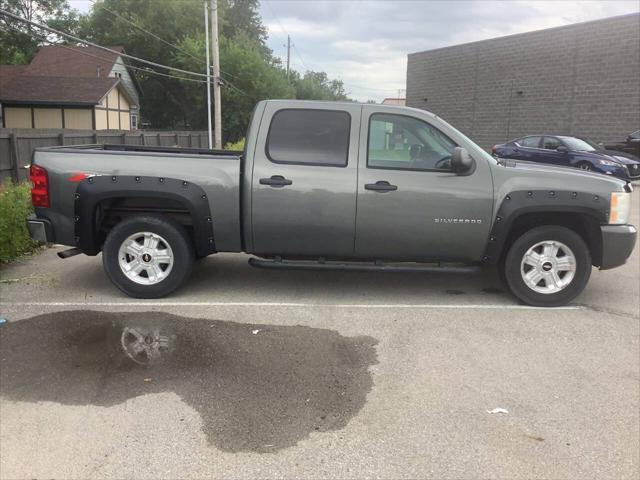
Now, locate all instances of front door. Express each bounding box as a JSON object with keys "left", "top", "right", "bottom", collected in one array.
[
  {"left": 251, "top": 103, "right": 361, "bottom": 257},
  {"left": 541, "top": 136, "right": 568, "bottom": 166},
  {"left": 355, "top": 107, "right": 494, "bottom": 261}
]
